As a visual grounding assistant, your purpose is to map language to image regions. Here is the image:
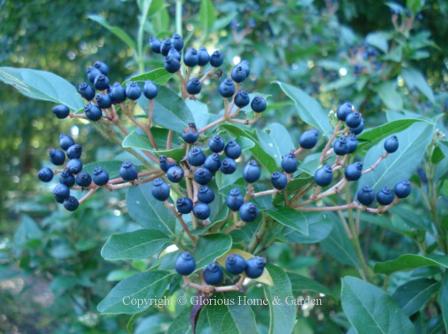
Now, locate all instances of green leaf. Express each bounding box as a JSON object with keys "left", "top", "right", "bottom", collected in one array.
[
  {"left": 199, "top": 0, "right": 216, "bottom": 33},
  {"left": 168, "top": 306, "right": 194, "bottom": 334},
  {"left": 185, "top": 99, "right": 210, "bottom": 129},
  {"left": 374, "top": 254, "right": 448, "bottom": 274},
  {"left": 83, "top": 160, "right": 123, "bottom": 179},
  {"left": 97, "top": 270, "right": 176, "bottom": 314},
  {"left": 392, "top": 278, "right": 440, "bottom": 316},
  {"left": 0, "top": 67, "right": 83, "bottom": 110},
  {"left": 88, "top": 14, "right": 137, "bottom": 51},
  {"left": 138, "top": 86, "right": 194, "bottom": 134},
  {"left": 440, "top": 273, "right": 448, "bottom": 333},
  {"left": 289, "top": 272, "right": 336, "bottom": 299},
  {"left": 402, "top": 68, "right": 434, "bottom": 103},
  {"left": 366, "top": 32, "right": 389, "bottom": 53},
  {"left": 126, "top": 68, "right": 172, "bottom": 85},
  {"left": 126, "top": 183, "right": 176, "bottom": 236},
  {"left": 257, "top": 123, "right": 295, "bottom": 165},
  {"left": 376, "top": 81, "right": 403, "bottom": 110},
  {"left": 101, "top": 229, "right": 171, "bottom": 261},
  {"left": 321, "top": 75, "right": 356, "bottom": 92},
  {"left": 341, "top": 276, "right": 416, "bottom": 334},
  {"left": 358, "top": 122, "right": 434, "bottom": 192},
  {"left": 14, "top": 215, "right": 43, "bottom": 247},
  {"left": 431, "top": 144, "right": 445, "bottom": 164},
  {"left": 194, "top": 234, "right": 232, "bottom": 269},
  {"left": 407, "top": 0, "right": 425, "bottom": 14},
  {"left": 264, "top": 264, "right": 296, "bottom": 334},
  {"left": 275, "top": 81, "right": 332, "bottom": 136}
]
